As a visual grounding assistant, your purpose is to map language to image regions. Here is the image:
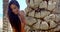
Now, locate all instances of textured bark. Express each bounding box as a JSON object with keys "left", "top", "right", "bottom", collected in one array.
[
  {"left": 3, "top": 0, "right": 12, "bottom": 32},
  {"left": 25, "top": 0, "right": 60, "bottom": 32},
  {"left": 3, "top": 0, "right": 9, "bottom": 32}
]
